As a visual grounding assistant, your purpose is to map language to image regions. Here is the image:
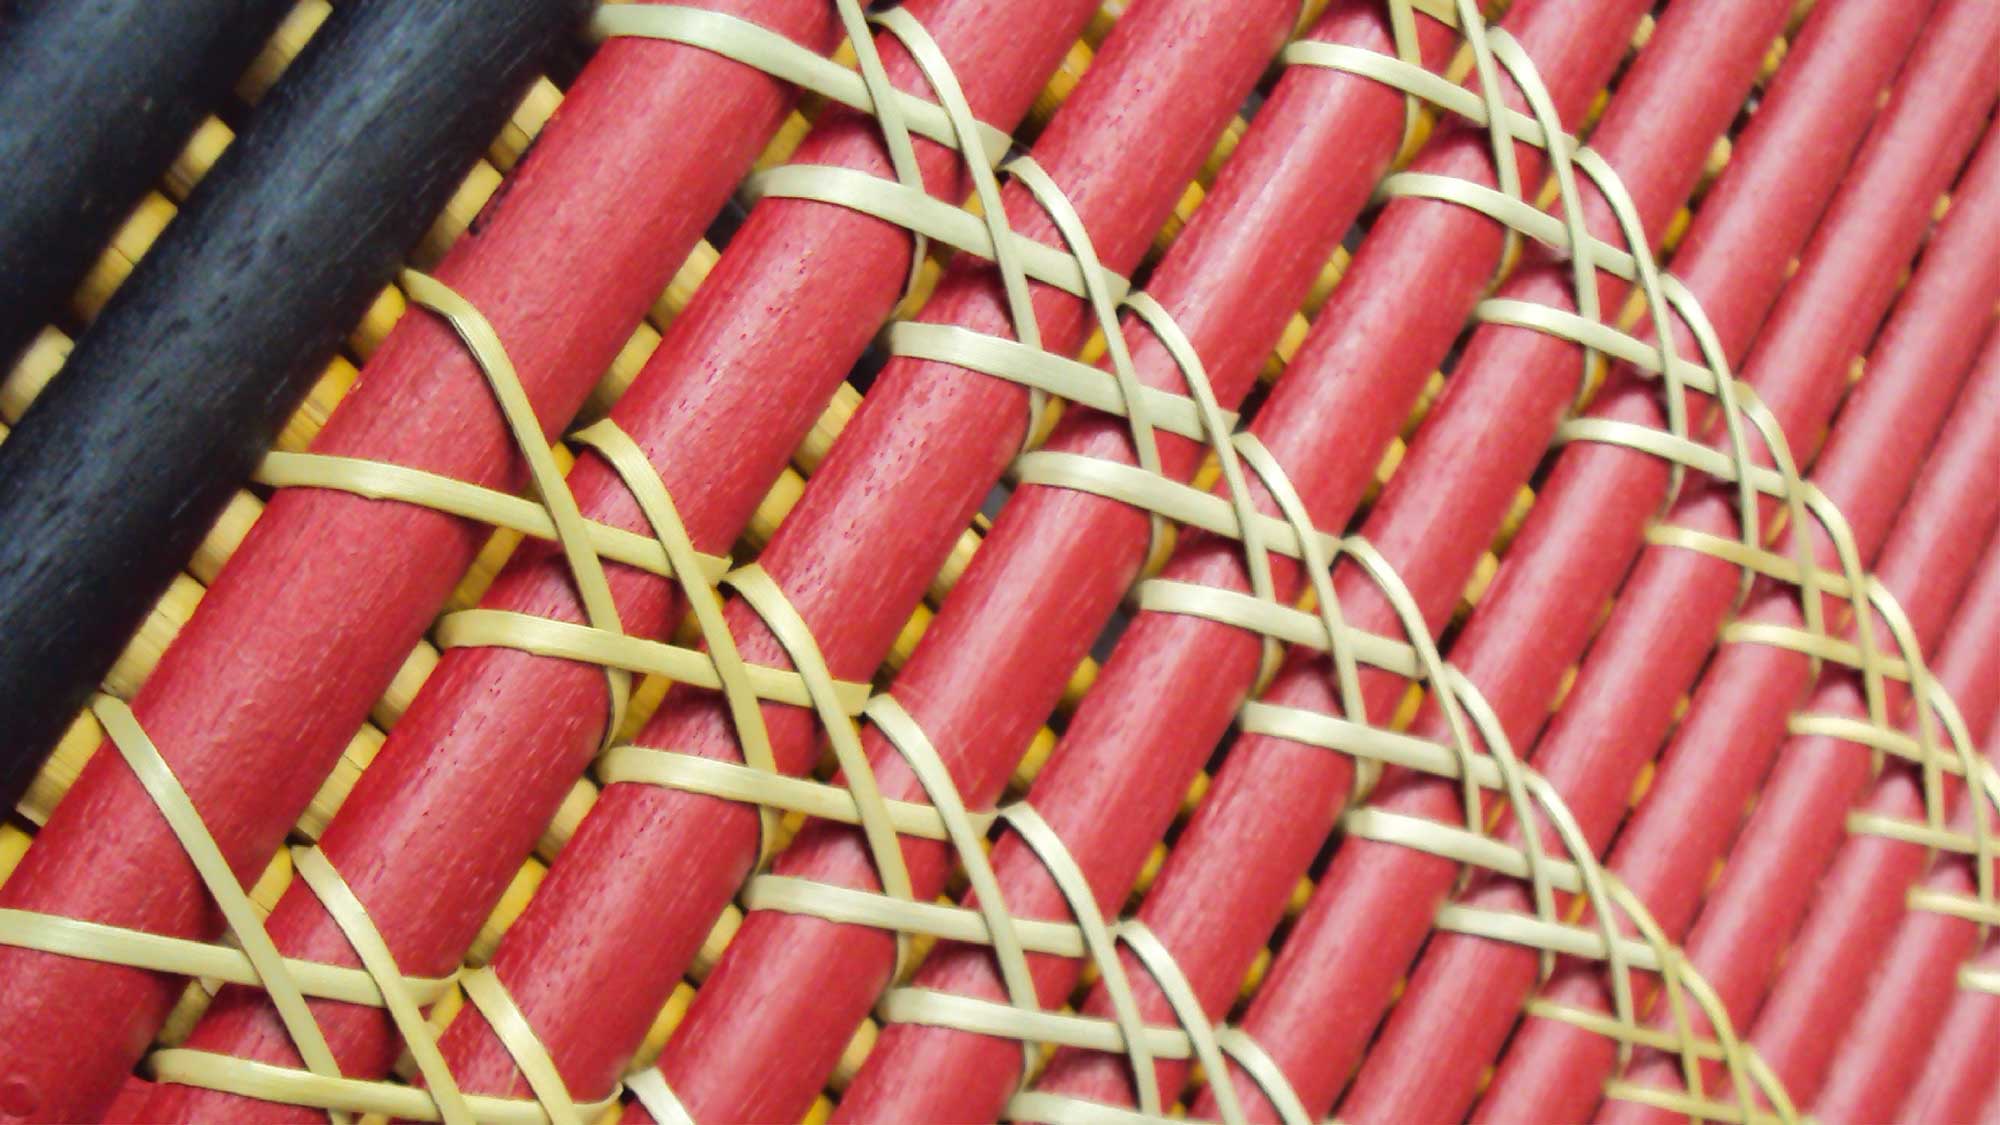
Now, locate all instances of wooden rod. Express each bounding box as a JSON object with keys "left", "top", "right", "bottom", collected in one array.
[
  {"left": 1592, "top": 366, "right": 2000, "bottom": 1120},
  {"left": 0, "top": 0, "right": 293, "bottom": 369},
  {"left": 1464, "top": 398, "right": 1992, "bottom": 1112},
  {"left": 642, "top": 1, "right": 1456, "bottom": 1119},
  {"left": 1599, "top": 134, "right": 2000, "bottom": 1120},
  {"left": 1041, "top": 0, "right": 1922, "bottom": 1115},
  {"left": 1796, "top": 526, "right": 2000, "bottom": 1122},
  {"left": 0, "top": 0, "right": 834, "bottom": 1115},
  {"left": 1894, "top": 695, "right": 2000, "bottom": 1124},
  {"left": 1312, "top": 54, "right": 2000, "bottom": 1120},
  {"left": 1480, "top": 438, "right": 1992, "bottom": 1112},
  {"left": 828, "top": 0, "right": 1727, "bottom": 1117},
  {"left": 0, "top": 0, "right": 585, "bottom": 787},
  {"left": 426, "top": 2, "right": 1297, "bottom": 1117},
  {"left": 1410, "top": 8, "right": 2000, "bottom": 1117},
  {"left": 134, "top": 0, "right": 1094, "bottom": 1113}
]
